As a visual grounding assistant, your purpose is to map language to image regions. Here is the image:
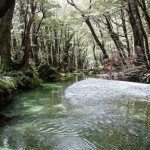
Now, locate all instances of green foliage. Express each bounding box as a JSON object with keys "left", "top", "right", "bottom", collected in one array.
[
  {"left": 85, "top": 66, "right": 103, "bottom": 76},
  {"left": 0, "top": 78, "right": 16, "bottom": 95},
  {"left": 141, "top": 73, "right": 150, "bottom": 83},
  {"left": 0, "top": 63, "right": 12, "bottom": 72},
  {"left": 17, "top": 68, "right": 41, "bottom": 89},
  {"left": 0, "top": 69, "right": 41, "bottom": 106},
  {"left": 60, "top": 71, "right": 82, "bottom": 81},
  {"left": 60, "top": 72, "right": 74, "bottom": 81},
  {"left": 1, "top": 0, "right": 149, "bottom": 83},
  {"left": 92, "top": 67, "right": 103, "bottom": 74}
]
